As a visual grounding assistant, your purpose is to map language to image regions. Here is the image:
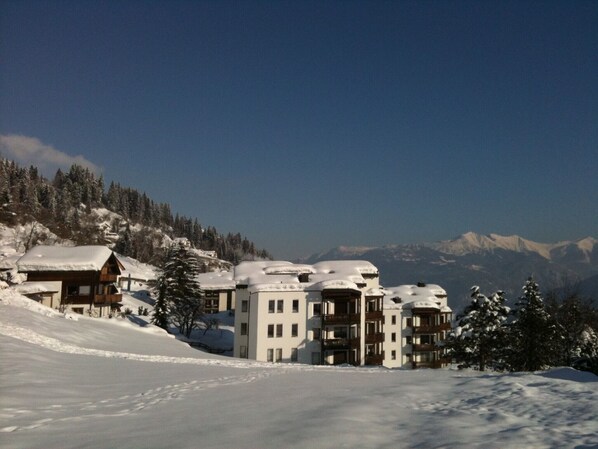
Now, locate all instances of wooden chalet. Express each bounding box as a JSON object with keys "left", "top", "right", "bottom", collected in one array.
[{"left": 17, "top": 245, "right": 124, "bottom": 317}]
